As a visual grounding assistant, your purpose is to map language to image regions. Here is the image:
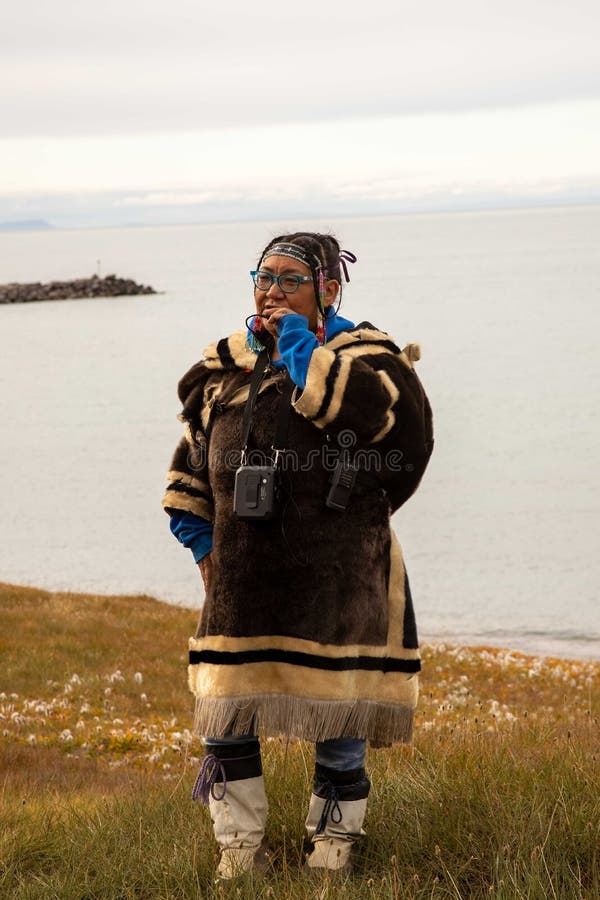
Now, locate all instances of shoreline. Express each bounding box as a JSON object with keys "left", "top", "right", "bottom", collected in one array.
[
  {"left": 1, "top": 580, "right": 598, "bottom": 665},
  {"left": 421, "top": 631, "right": 600, "bottom": 664}
]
